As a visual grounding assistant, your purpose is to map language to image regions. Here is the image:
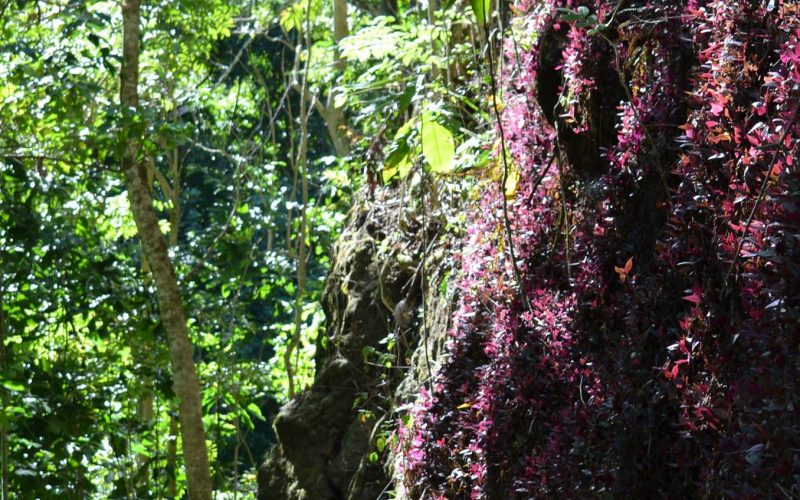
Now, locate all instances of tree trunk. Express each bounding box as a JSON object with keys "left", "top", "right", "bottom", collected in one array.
[
  {"left": 120, "top": 1, "right": 212, "bottom": 498},
  {"left": 0, "top": 274, "right": 8, "bottom": 500},
  {"left": 326, "top": 0, "right": 350, "bottom": 156},
  {"left": 166, "top": 414, "right": 179, "bottom": 498},
  {"left": 285, "top": 0, "right": 313, "bottom": 398},
  {"left": 333, "top": 0, "right": 349, "bottom": 72}
]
